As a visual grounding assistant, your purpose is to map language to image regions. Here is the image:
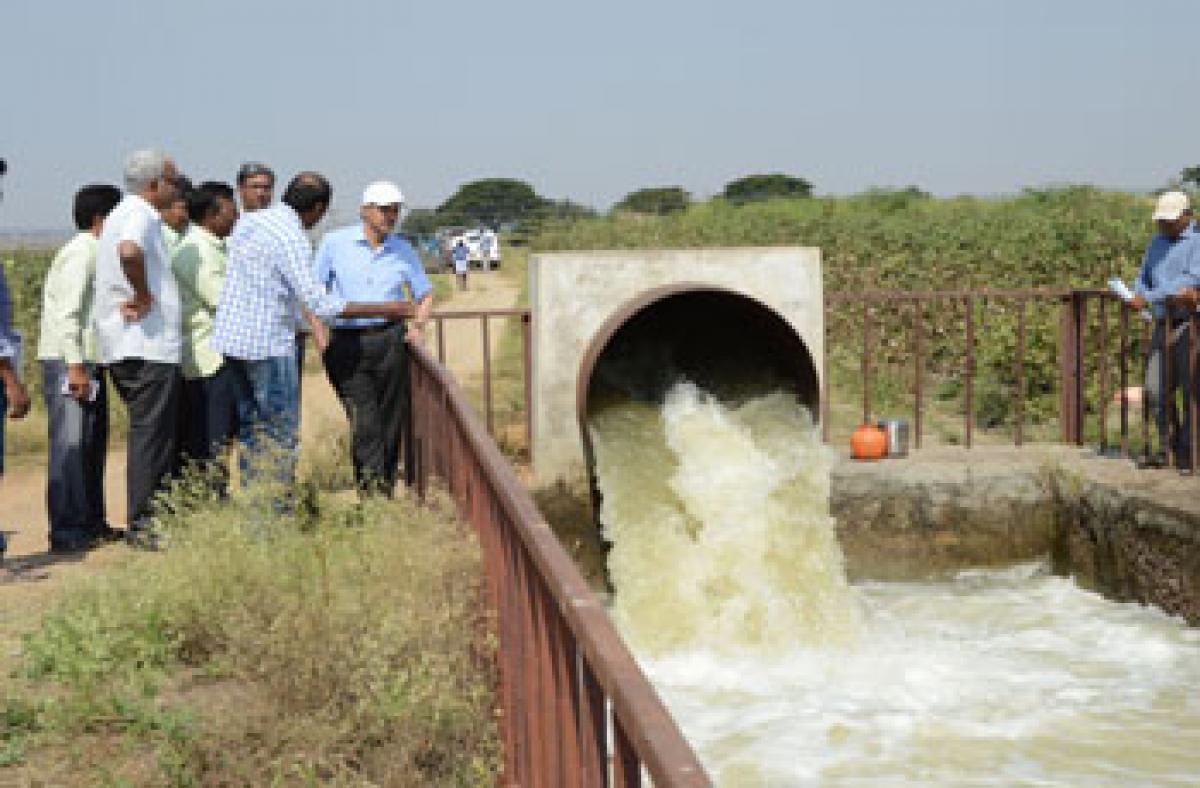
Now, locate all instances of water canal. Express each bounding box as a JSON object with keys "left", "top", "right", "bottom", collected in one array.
[{"left": 587, "top": 381, "right": 1200, "bottom": 785}]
